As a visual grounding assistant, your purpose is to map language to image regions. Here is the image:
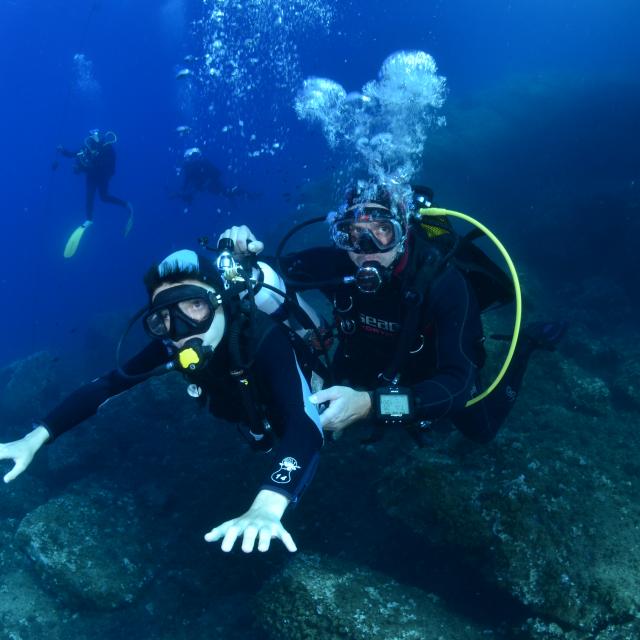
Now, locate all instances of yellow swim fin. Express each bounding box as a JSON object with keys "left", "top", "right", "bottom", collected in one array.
[
  {"left": 63, "top": 221, "right": 91, "bottom": 258},
  {"left": 124, "top": 202, "right": 134, "bottom": 237}
]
